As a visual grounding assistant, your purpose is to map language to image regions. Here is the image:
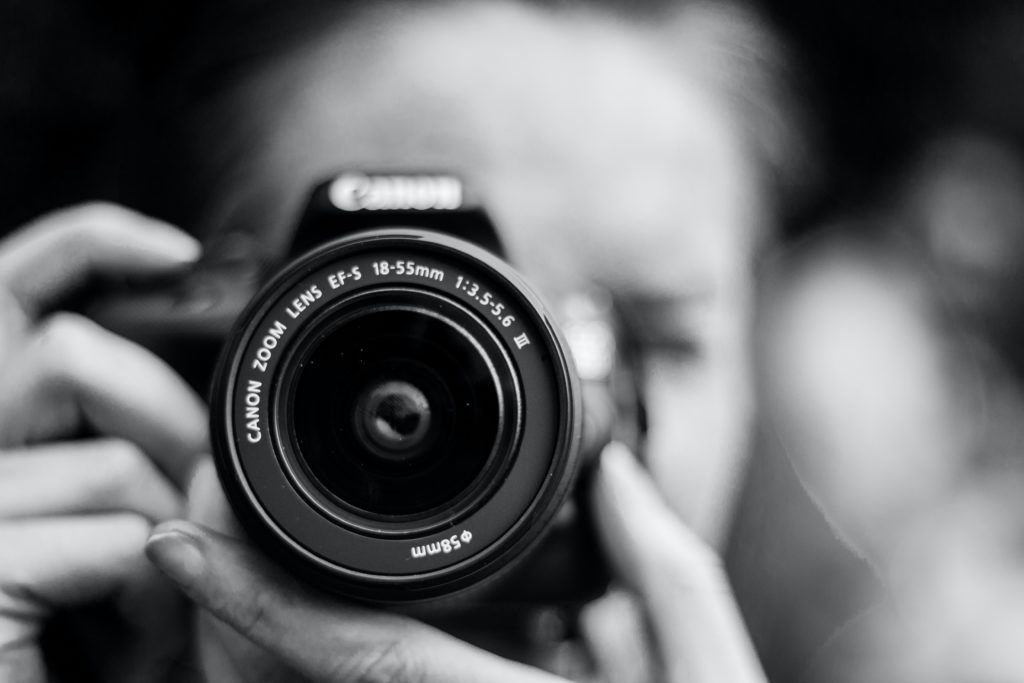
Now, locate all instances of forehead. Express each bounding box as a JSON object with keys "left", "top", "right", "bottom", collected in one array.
[{"left": 227, "top": 2, "right": 761, "bottom": 295}]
